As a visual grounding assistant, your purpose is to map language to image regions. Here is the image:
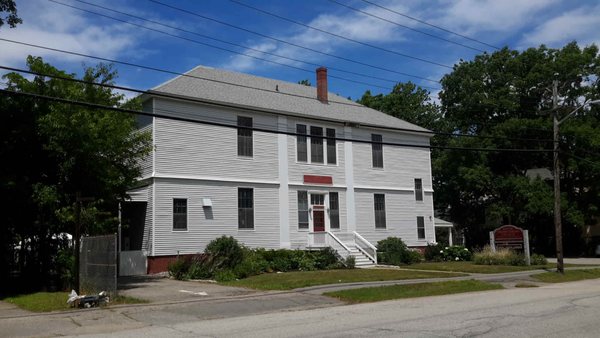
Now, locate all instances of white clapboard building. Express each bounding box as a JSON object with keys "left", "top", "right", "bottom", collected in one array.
[{"left": 120, "top": 66, "right": 435, "bottom": 274}]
